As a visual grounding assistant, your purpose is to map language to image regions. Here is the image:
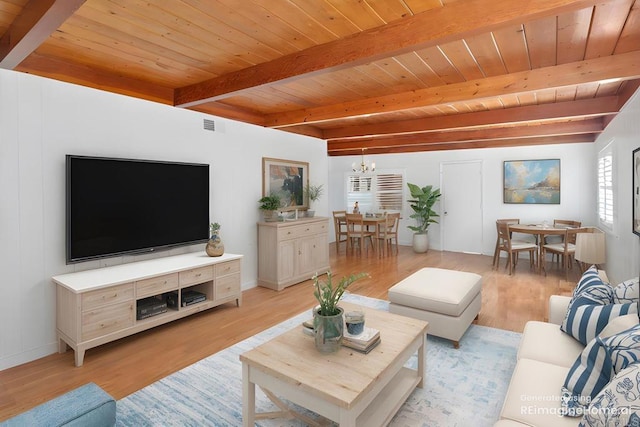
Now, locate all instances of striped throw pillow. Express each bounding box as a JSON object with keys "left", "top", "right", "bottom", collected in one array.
[
  {"left": 562, "top": 323, "right": 640, "bottom": 417},
  {"left": 561, "top": 266, "right": 637, "bottom": 345}
]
